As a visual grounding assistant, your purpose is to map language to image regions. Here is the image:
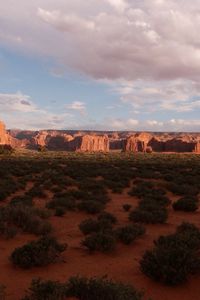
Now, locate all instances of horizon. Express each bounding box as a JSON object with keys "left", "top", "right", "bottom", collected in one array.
[{"left": 1, "top": 1, "right": 200, "bottom": 131}]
